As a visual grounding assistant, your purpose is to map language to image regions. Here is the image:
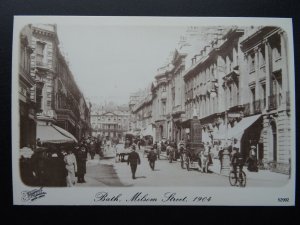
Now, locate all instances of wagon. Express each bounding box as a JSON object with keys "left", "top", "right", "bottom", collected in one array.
[
  {"left": 180, "top": 143, "right": 205, "bottom": 171},
  {"left": 115, "top": 144, "right": 131, "bottom": 162}
]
